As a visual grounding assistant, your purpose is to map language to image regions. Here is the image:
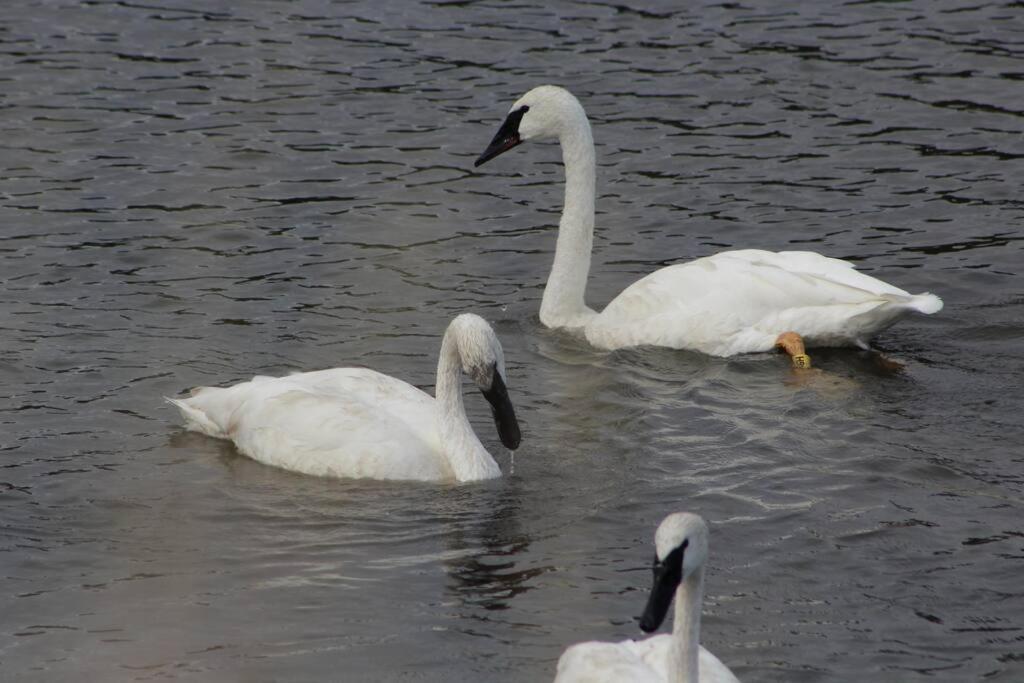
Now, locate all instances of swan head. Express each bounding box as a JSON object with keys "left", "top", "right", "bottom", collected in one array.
[
  {"left": 449, "top": 314, "right": 522, "bottom": 450},
  {"left": 639, "top": 513, "right": 709, "bottom": 633},
  {"left": 474, "top": 85, "right": 585, "bottom": 167}
]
